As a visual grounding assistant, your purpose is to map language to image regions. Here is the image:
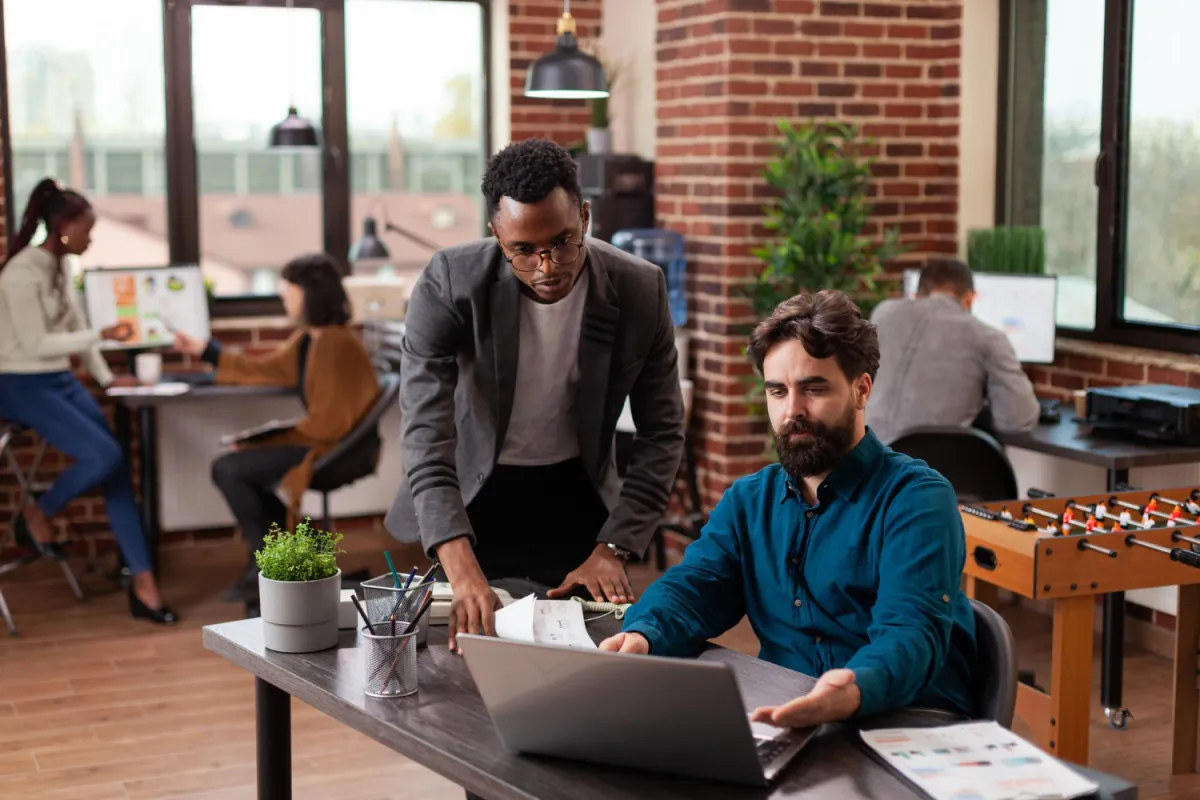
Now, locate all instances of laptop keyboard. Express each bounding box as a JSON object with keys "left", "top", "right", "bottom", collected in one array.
[{"left": 755, "top": 737, "right": 791, "bottom": 764}]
